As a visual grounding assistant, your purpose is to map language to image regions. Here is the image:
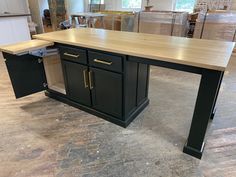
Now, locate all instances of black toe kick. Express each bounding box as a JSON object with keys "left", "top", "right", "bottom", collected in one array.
[
  {"left": 45, "top": 90, "right": 149, "bottom": 128},
  {"left": 183, "top": 142, "right": 205, "bottom": 159}
]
